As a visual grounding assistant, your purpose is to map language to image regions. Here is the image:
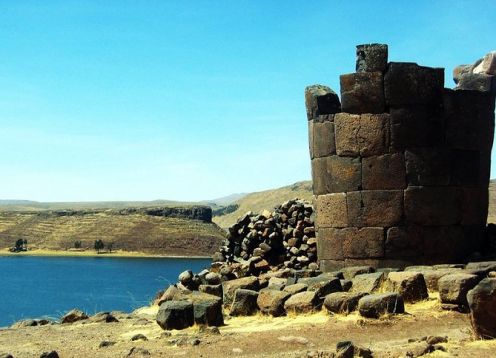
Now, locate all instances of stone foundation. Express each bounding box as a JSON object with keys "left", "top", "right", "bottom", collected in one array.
[{"left": 306, "top": 44, "right": 496, "bottom": 270}]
